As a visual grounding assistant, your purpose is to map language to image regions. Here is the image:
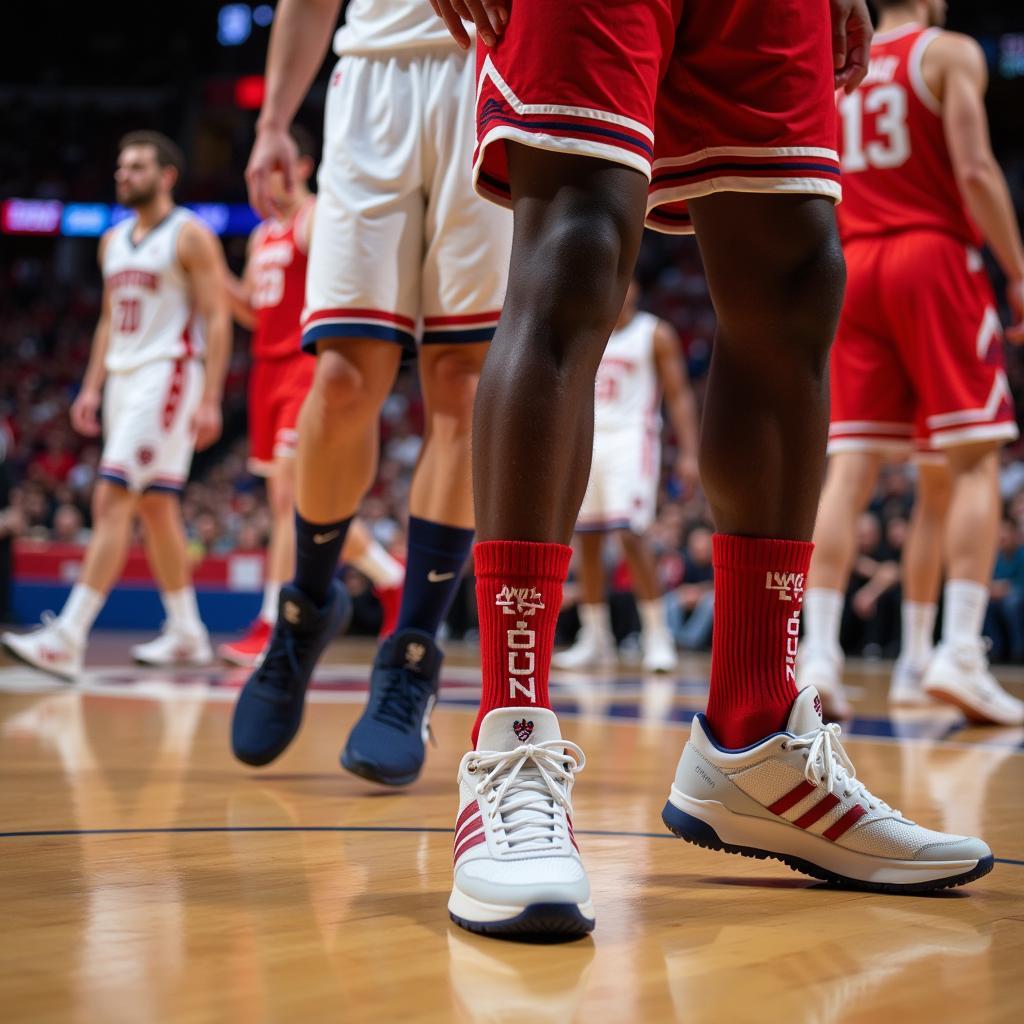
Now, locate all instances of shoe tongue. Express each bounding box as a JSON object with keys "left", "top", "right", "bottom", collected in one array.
[
  {"left": 381, "top": 629, "right": 442, "bottom": 677},
  {"left": 476, "top": 707, "right": 562, "bottom": 752},
  {"left": 786, "top": 686, "right": 825, "bottom": 736}
]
